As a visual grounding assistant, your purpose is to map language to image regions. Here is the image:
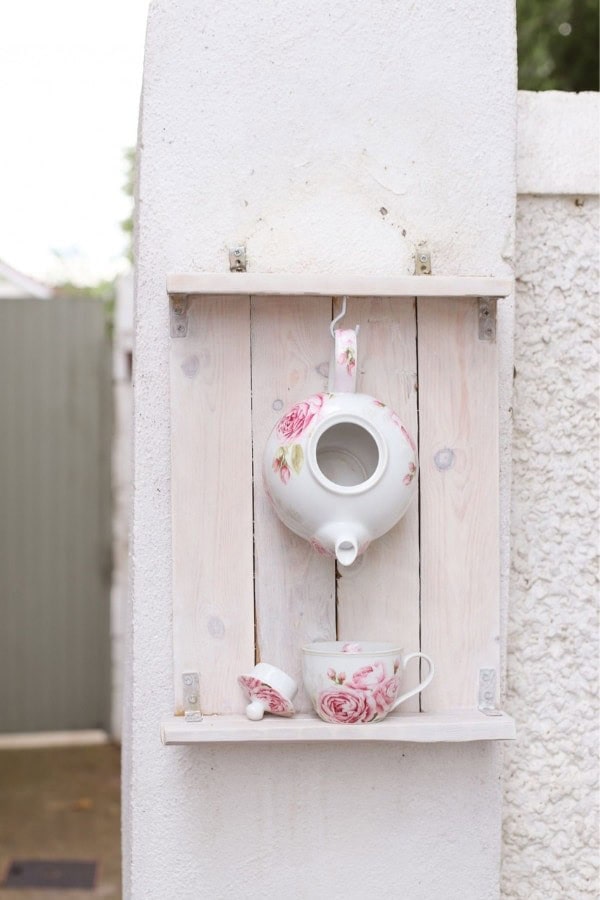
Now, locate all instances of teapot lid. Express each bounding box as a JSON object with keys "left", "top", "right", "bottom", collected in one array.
[{"left": 238, "top": 674, "right": 295, "bottom": 718}]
